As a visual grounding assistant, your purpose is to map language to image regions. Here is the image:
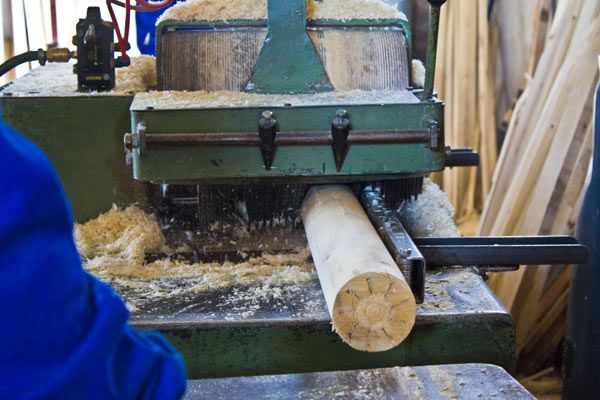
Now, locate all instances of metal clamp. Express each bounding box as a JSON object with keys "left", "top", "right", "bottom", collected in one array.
[
  {"left": 361, "top": 188, "right": 426, "bottom": 303},
  {"left": 123, "top": 132, "right": 140, "bottom": 151},
  {"left": 258, "top": 110, "right": 277, "bottom": 170},
  {"left": 428, "top": 120, "right": 440, "bottom": 149},
  {"left": 331, "top": 109, "right": 351, "bottom": 171}
]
